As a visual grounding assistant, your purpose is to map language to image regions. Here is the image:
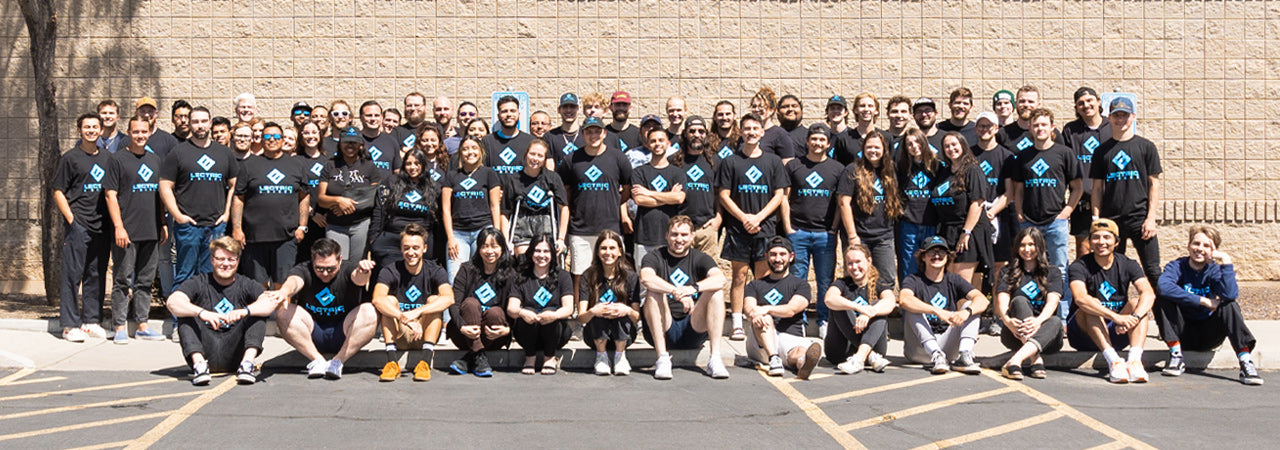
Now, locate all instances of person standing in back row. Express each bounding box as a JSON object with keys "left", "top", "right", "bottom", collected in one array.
[
  {"left": 104, "top": 115, "right": 168, "bottom": 344},
  {"left": 1090, "top": 97, "right": 1162, "bottom": 289},
  {"left": 160, "top": 107, "right": 239, "bottom": 289},
  {"left": 1012, "top": 108, "right": 1082, "bottom": 323}
]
